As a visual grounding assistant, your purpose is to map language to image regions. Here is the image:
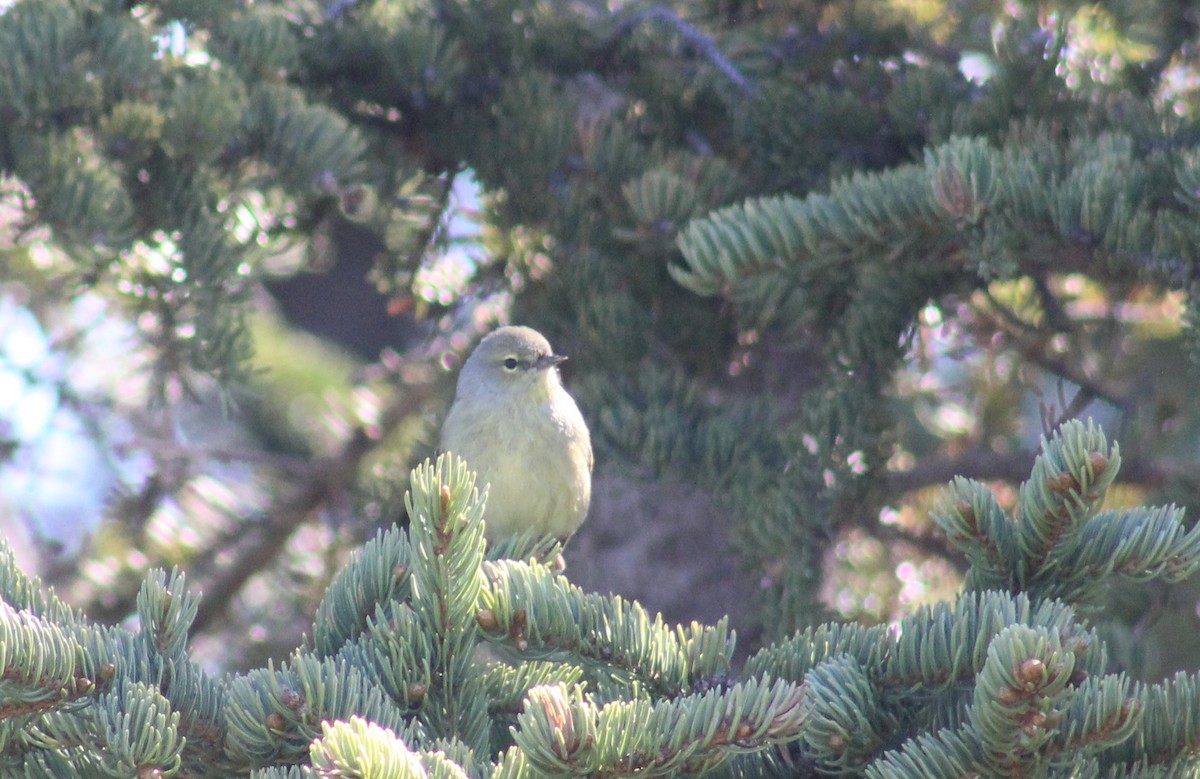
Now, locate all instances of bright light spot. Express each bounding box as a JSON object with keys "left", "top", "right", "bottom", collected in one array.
[
  {"left": 154, "top": 21, "right": 187, "bottom": 59},
  {"left": 916, "top": 372, "right": 941, "bottom": 391},
  {"left": 352, "top": 385, "right": 382, "bottom": 428},
  {"left": 959, "top": 52, "right": 995, "bottom": 84},
  {"left": 28, "top": 242, "right": 61, "bottom": 270},
  {"left": 7, "top": 383, "right": 57, "bottom": 439},
  {"left": 414, "top": 248, "right": 476, "bottom": 305},
  {"left": 0, "top": 305, "right": 48, "bottom": 368},
  {"left": 932, "top": 403, "right": 974, "bottom": 437},
  {"left": 1061, "top": 274, "right": 1086, "bottom": 295},
  {"left": 0, "top": 371, "right": 22, "bottom": 411},
  {"left": 1159, "top": 60, "right": 1200, "bottom": 118},
  {"left": 0, "top": 412, "right": 109, "bottom": 555},
  {"left": 124, "top": 238, "right": 179, "bottom": 277},
  {"left": 1055, "top": 5, "right": 1156, "bottom": 91}
]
